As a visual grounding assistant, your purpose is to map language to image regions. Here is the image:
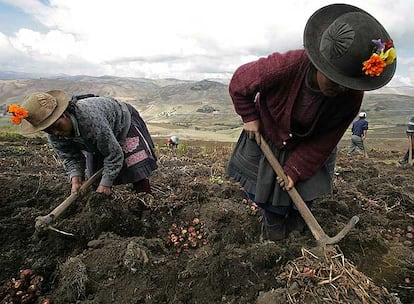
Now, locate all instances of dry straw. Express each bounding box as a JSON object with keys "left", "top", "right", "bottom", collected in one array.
[{"left": 277, "top": 246, "right": 401, "bottom": 304}]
